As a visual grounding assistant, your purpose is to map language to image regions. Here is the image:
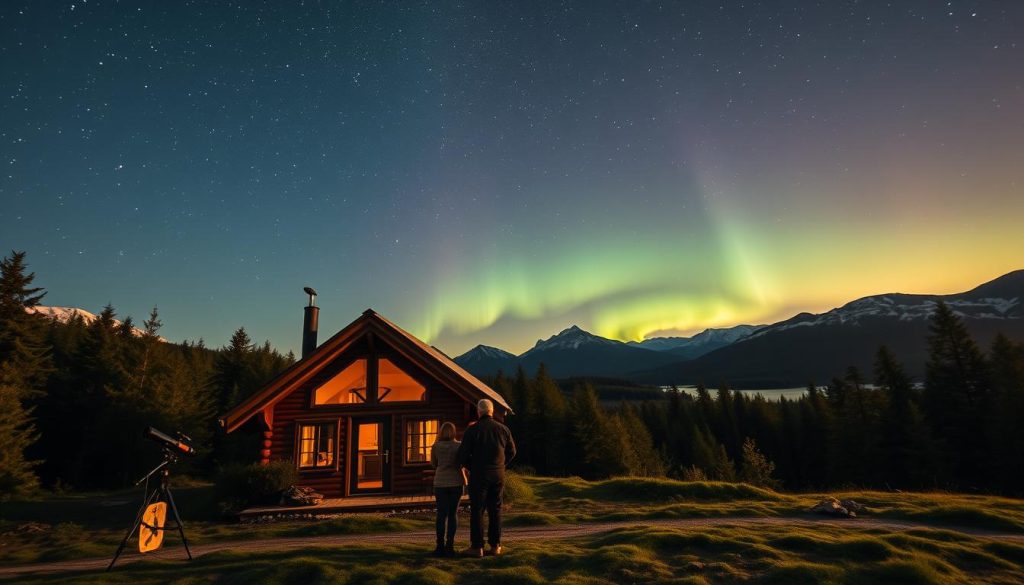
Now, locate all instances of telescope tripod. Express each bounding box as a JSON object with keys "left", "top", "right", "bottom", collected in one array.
[{"left": 107, "top": 450, "right": 193, "bottom": 571}]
